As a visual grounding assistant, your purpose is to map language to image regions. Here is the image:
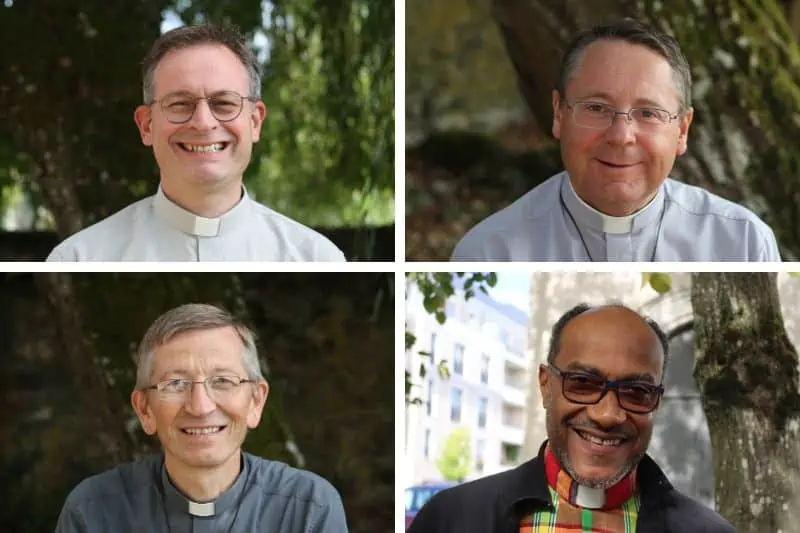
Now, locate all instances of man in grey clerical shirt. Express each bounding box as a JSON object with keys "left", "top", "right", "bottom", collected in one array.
[
  {"left": 55, "top": 303, "right": 348, "bottom": 533},
  {"left": 451, "top": 19, "right": 781, "bottom": 262},
  {"left": 46, "top": 23, "right": 345, "bottom": 262}
]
